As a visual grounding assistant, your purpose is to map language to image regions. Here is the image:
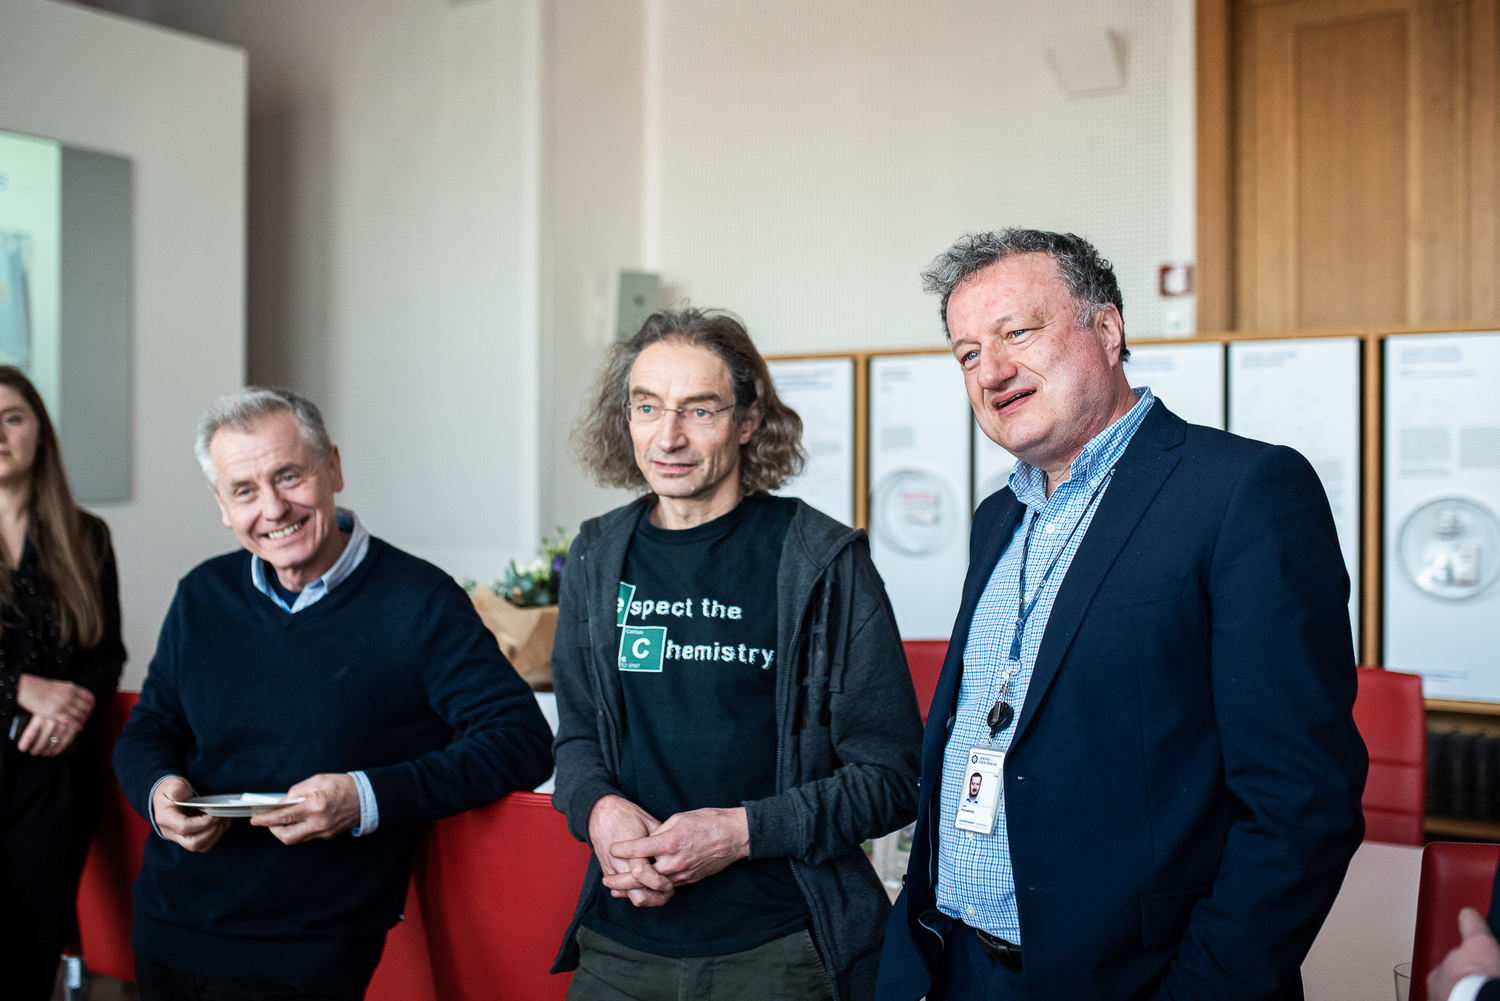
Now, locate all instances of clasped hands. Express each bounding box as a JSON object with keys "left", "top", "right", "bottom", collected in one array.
[
  {"left": 588, "top": 794, "right": 750, "bottom": 907},
  {"left": 152, "top": 773, "right": 363, "bottom": 854},
  {"left": 15, "top": 673, "right": 94, "bottom": 757}
]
